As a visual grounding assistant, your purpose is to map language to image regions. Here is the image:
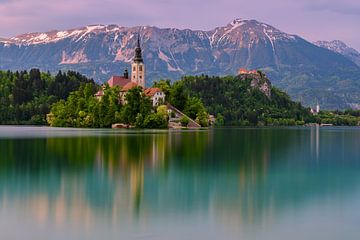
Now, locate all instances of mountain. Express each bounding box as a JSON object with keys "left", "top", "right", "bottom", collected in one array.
[
  {"left": 314, "top": 40, "right": 360, "bottom": 67},
  {"left": 1, "top": 19, "right": 360, "bottom": 109}
]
